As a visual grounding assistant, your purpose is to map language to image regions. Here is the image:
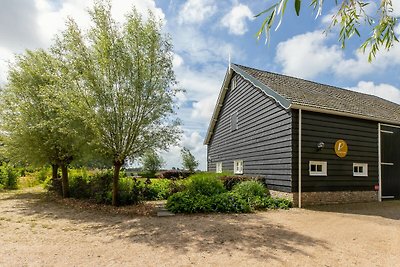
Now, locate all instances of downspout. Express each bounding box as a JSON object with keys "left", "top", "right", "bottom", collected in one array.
[
  {"left": 378, "top": 123, "right": 382, "bottom": 202},
  {"left": 298, "top": 109, "right": 302, "bottom": 208}
]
